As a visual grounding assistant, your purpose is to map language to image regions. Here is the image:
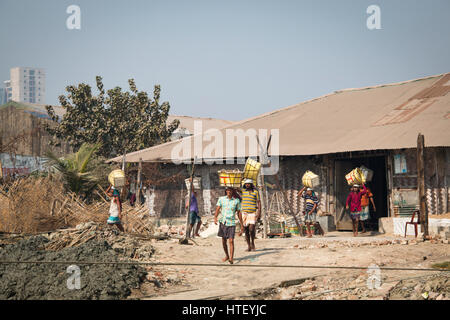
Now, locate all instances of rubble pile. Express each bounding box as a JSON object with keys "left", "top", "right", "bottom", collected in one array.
[
  {"left": 291, "top": 237, "right": 448, "bottom": 250},
  {"left": 388, "top": 274, "right": 450, "bottom": 300},
  {"left": 155, "top": 218, "right": 215, "bottom": 238},
  {"left": 156, "top": 224, "right": 186, "bottom": 236},
  {"left": 249, "top": 273, "right": 449, "bottom": 301},
  {"left": 0, "top": 235, "right": 147, "bottom": 300},
  {"left": 142, "top": 268, "right": 186, "bottom": 291}
]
